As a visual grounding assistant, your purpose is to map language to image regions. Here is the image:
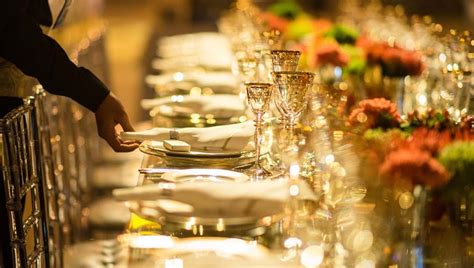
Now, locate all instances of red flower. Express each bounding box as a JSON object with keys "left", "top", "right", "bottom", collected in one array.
[{"left": 379, "top": 148, "right": 450, "bottom": 189}]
